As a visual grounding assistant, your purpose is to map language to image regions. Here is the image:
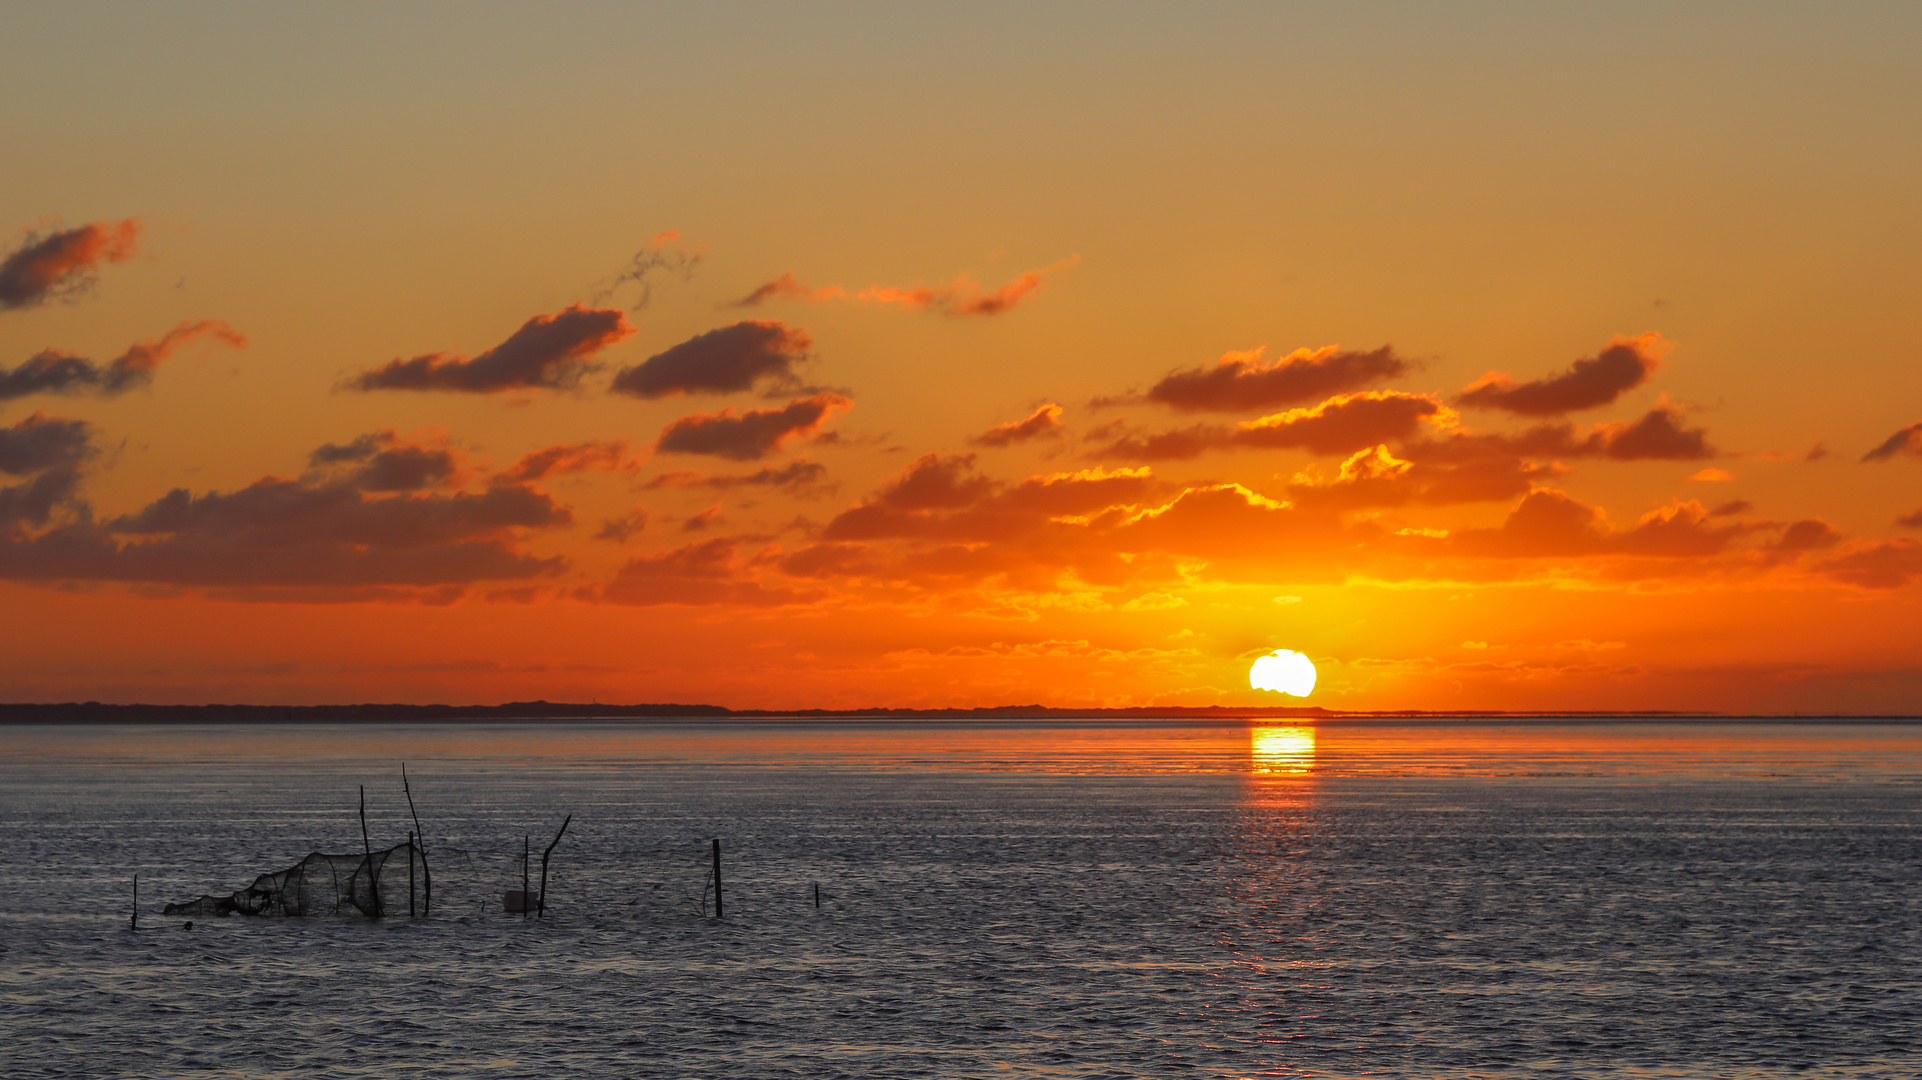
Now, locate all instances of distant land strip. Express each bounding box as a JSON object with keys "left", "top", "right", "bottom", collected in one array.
[{"left": 1, "top": 702, "right": 1915, "bottom": 723}]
